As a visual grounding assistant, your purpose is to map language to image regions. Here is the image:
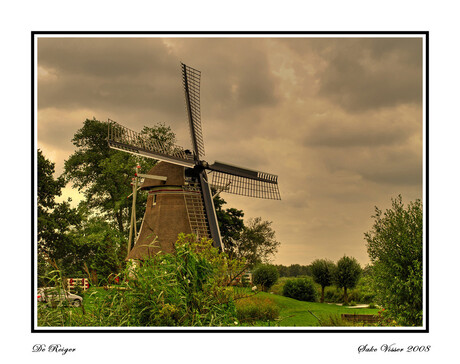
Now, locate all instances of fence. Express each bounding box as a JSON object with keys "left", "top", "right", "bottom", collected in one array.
[{"left": 67, "top": 278, "right": 90, "bottom": 291}]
